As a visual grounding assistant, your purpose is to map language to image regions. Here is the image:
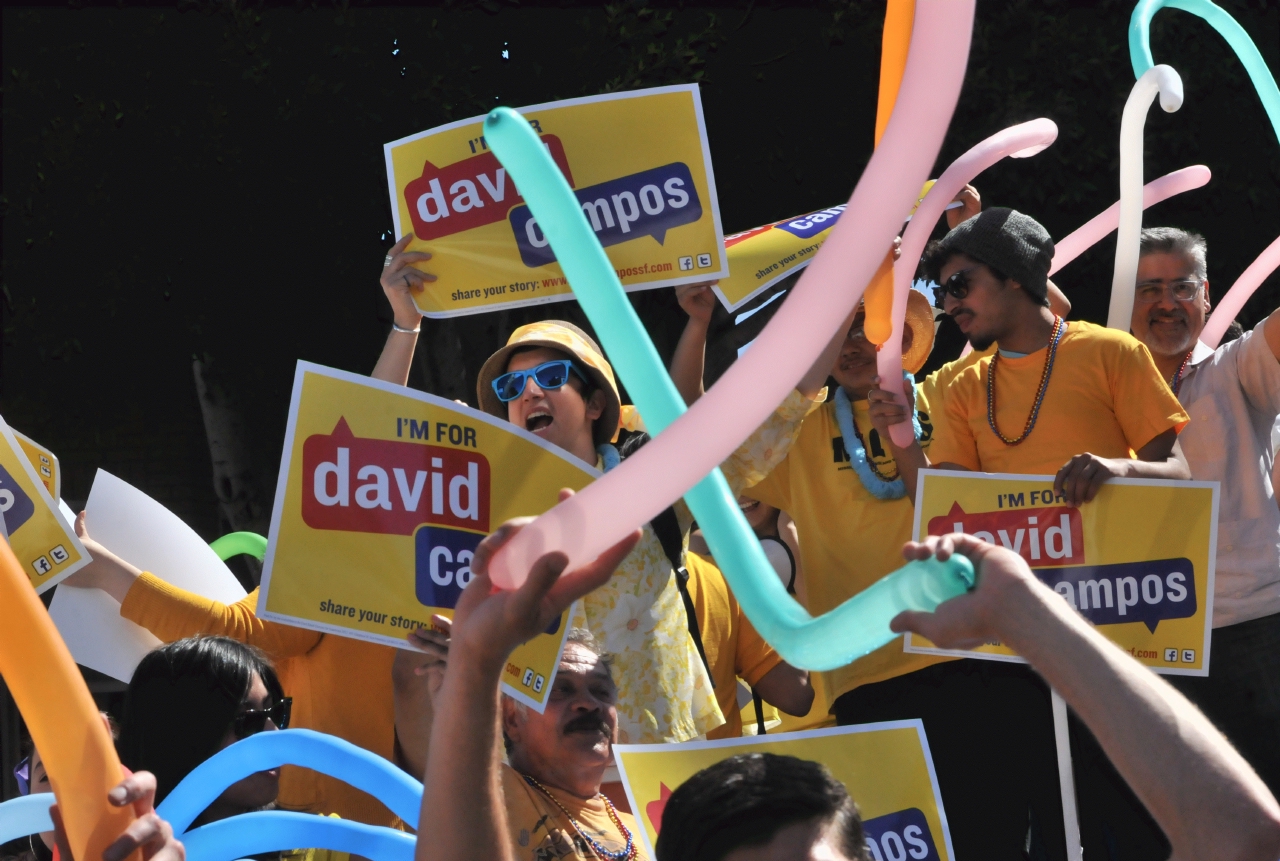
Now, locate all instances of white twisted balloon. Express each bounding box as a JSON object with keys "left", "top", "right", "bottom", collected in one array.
[{"left": 1109, "top": 64, "right": 1184, "bottom": 329}]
